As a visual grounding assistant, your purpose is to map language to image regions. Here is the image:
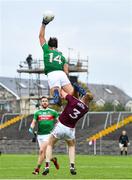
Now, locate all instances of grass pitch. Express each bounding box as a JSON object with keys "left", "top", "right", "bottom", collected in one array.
[{"left": 0, "top": 154, "right": 132, "bottom": 179}]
